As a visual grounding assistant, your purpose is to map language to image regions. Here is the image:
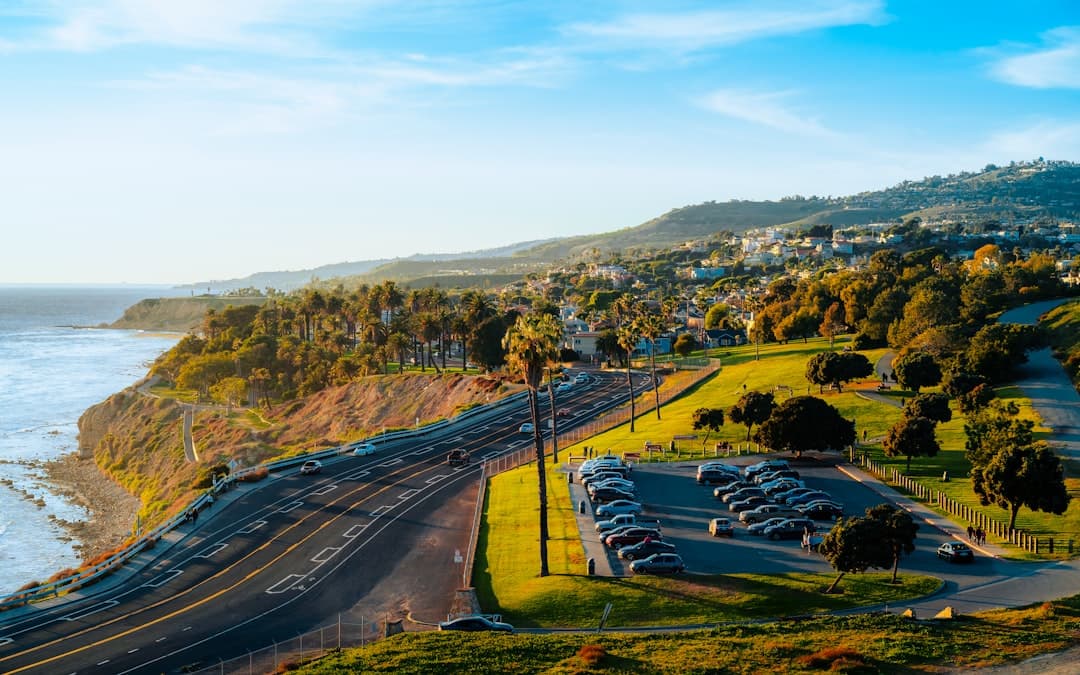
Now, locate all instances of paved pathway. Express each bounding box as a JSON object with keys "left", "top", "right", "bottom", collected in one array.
[{"left": 563, "top": 466, "right": 619, "bottom": 576}]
